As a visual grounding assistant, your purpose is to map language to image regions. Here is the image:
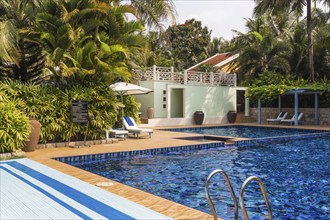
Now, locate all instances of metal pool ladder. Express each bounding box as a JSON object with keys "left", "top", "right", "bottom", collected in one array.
[
  {"left": 205, "top": 170, "right": 273, "bottom": 220},
  {"left": 239, "top": 176, "right": 273, "bottom": 220},
  {"left": 205, "top": 169, "right": 238, "bottom": 220}
]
